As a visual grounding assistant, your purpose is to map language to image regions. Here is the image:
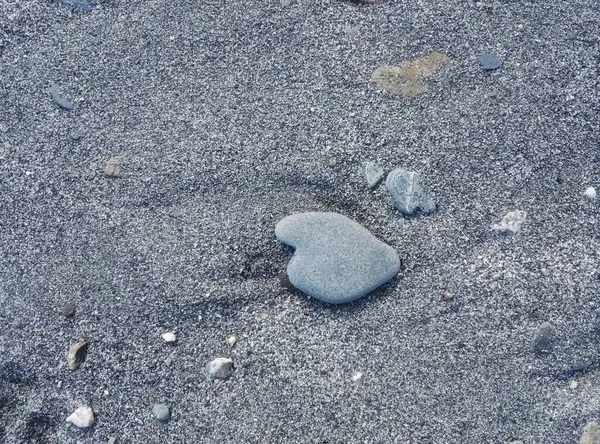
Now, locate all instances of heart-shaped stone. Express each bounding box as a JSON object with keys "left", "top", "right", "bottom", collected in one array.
[{"left": 275, "top": 212, "right": 400, "bottom": 304}]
